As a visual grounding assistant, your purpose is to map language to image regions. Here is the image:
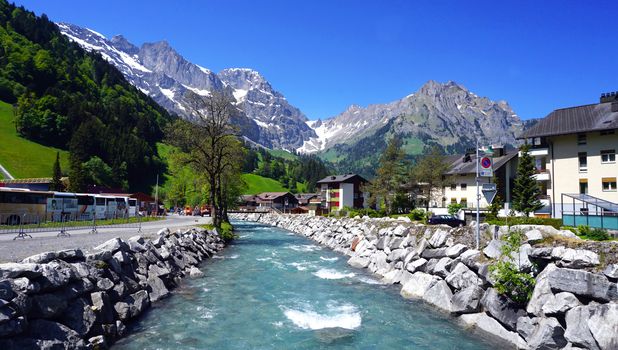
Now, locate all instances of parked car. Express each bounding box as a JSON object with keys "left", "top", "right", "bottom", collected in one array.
[{"left": 428, "top": 215, "right": 466, "bottom": 227}]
